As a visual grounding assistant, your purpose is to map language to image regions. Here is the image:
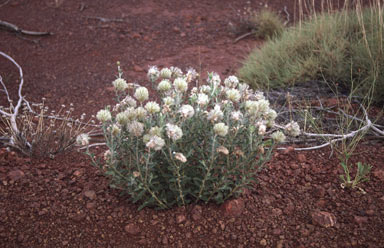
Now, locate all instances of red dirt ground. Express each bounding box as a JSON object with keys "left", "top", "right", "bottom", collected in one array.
[{"left": 1, "top": 0, "right": 384, "bottom": 247}]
